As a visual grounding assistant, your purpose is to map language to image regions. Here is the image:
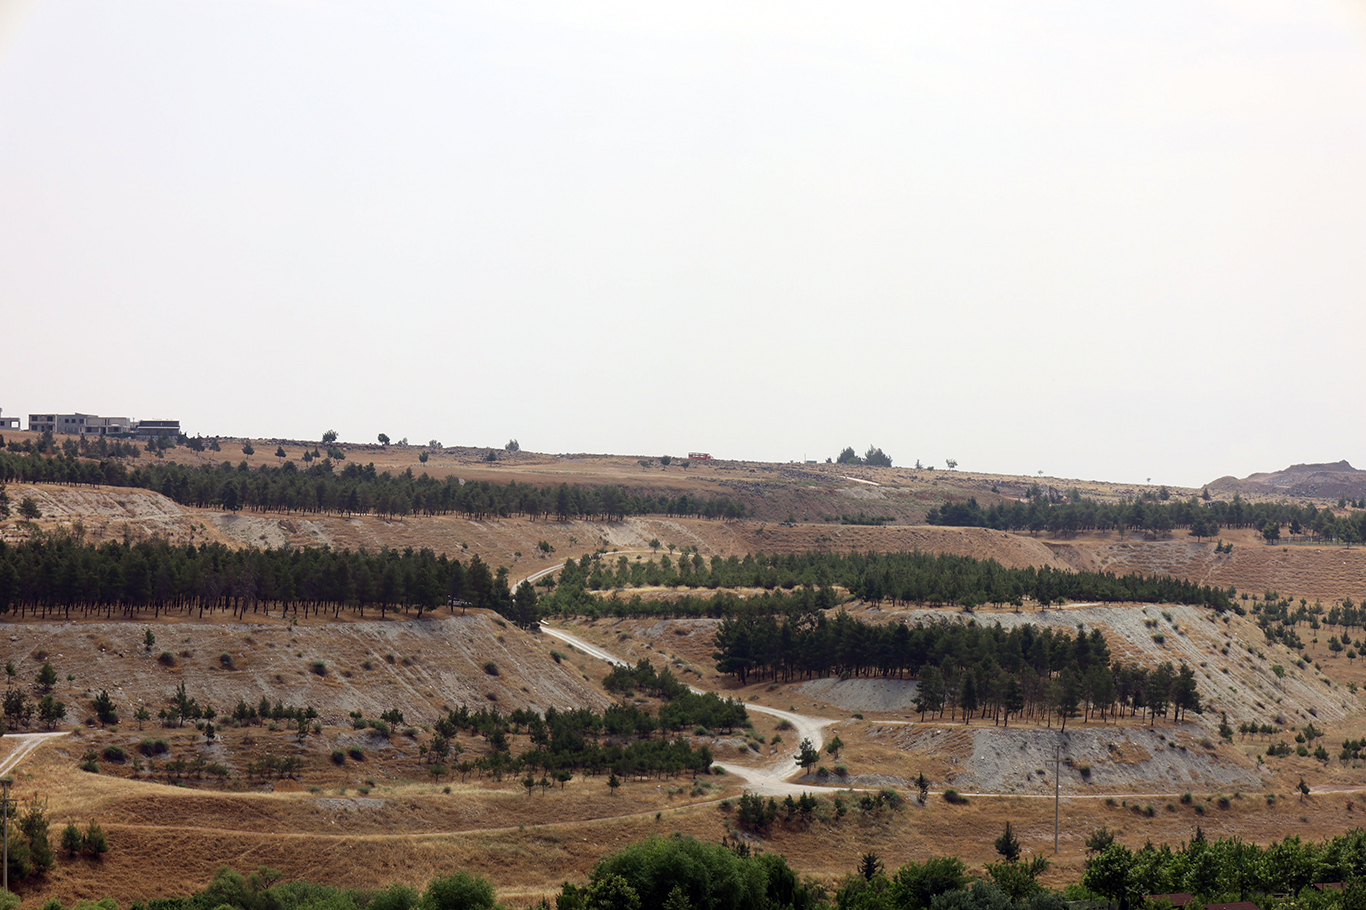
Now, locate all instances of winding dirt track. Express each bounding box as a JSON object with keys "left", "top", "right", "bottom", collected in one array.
[
  {"left": 540, "top": 623, "right": 835, "bottom": 796},
  {"left": 0, "top": 731, "right": 68, "bottom": 776}
]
